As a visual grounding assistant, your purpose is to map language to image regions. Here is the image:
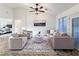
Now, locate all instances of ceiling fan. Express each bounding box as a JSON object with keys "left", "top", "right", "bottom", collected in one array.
[{"left": 29, "top": 3, "right": 47, "bottom": 15}]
